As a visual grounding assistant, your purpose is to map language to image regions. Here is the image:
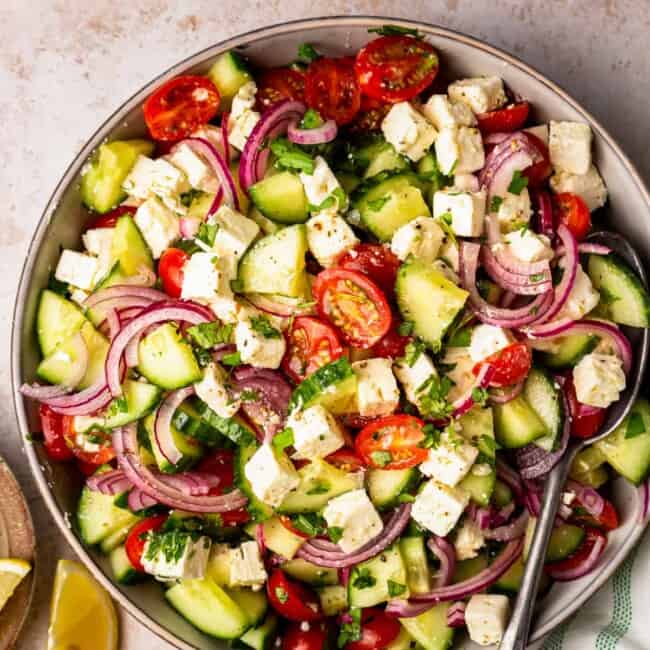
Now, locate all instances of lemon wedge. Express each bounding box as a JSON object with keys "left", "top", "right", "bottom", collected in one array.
[
  {"left": 48, "top": 559, "right": 118, "bottom": 650},
  {"left": 0, "top": 558, "right": 31, "bottom": 611}
]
